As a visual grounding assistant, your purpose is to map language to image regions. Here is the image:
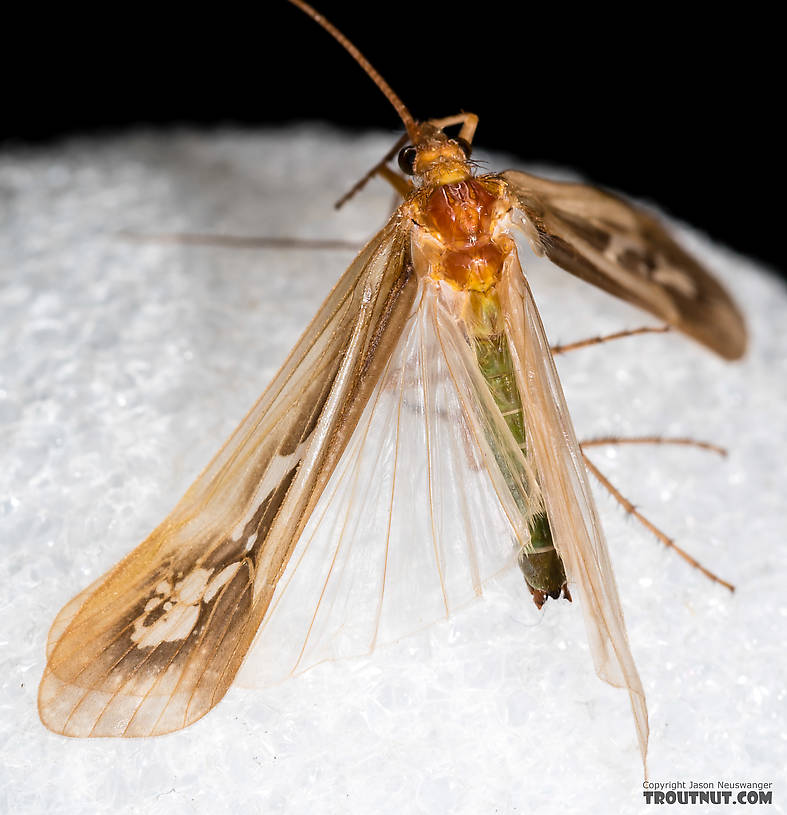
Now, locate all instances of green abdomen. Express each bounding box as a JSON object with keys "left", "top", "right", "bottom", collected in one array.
[{"left": 470, "top": 297, "right": 567, "bottom": 603}]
